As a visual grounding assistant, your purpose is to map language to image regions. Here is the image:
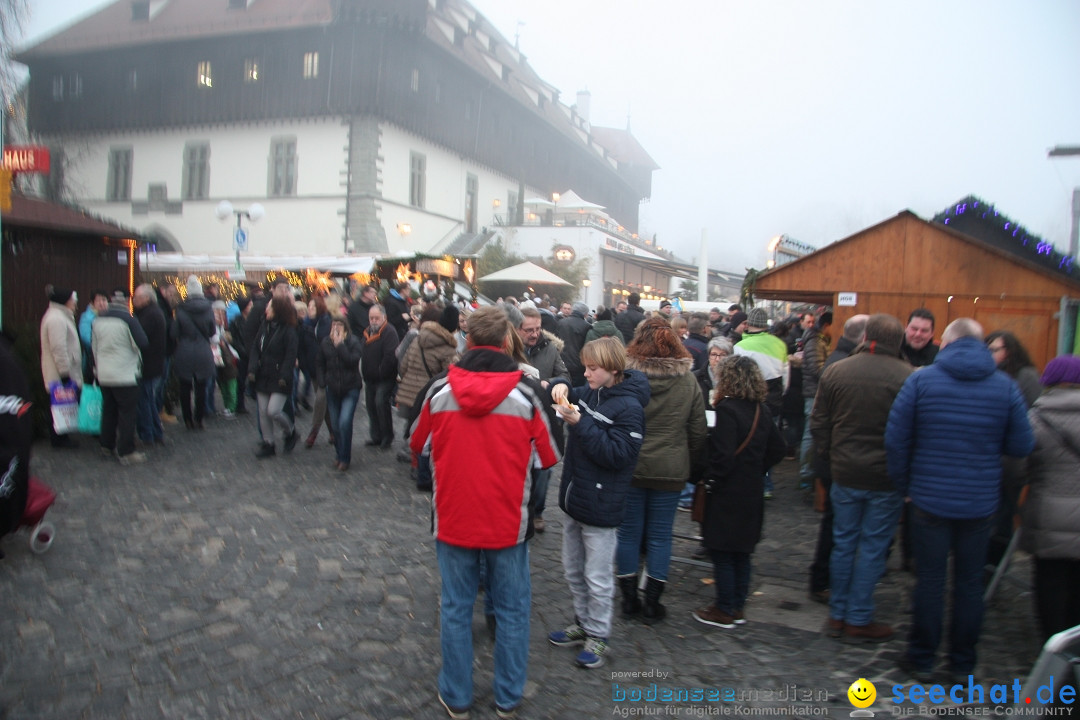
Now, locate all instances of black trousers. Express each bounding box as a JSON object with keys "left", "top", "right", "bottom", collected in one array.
[
  {"left": 100, "top": 384, "right": 140, "bottom": 457},
  {"left": 1034, "top": 557, "right": 1080, "bottom": 643}
]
